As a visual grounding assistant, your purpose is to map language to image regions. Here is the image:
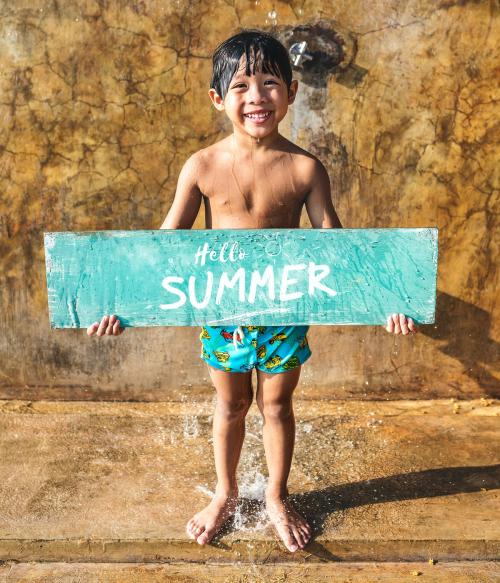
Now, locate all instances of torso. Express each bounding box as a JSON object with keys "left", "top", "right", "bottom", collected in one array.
[{"left": 197, "top": 135, "right": 315, "bottom": 229}]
